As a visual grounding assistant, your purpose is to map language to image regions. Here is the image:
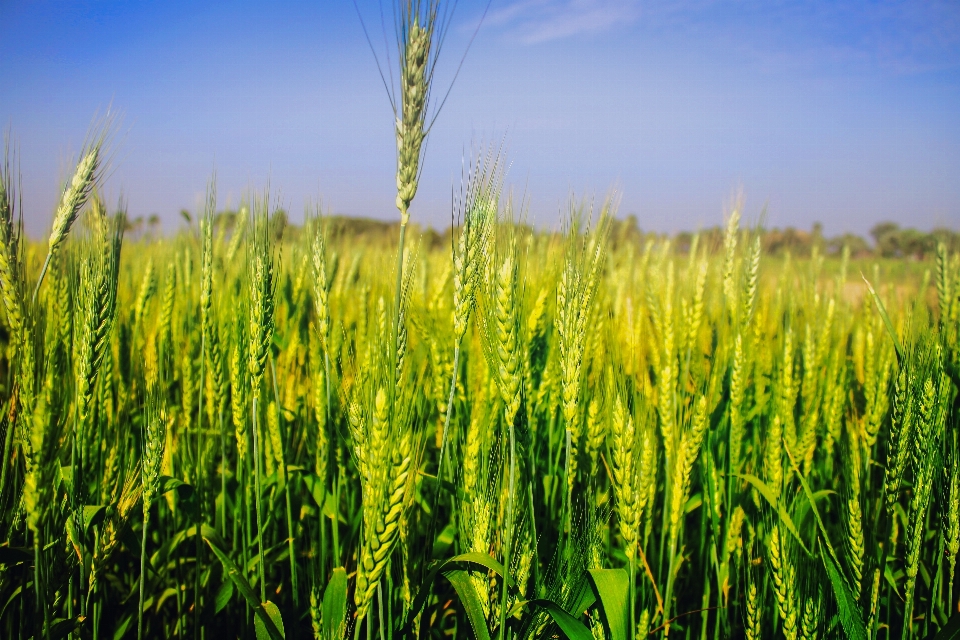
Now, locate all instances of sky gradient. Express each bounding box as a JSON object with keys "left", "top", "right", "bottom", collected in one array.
[{"left": 2, "top": 0, "right": 959, "bottom": 236}]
